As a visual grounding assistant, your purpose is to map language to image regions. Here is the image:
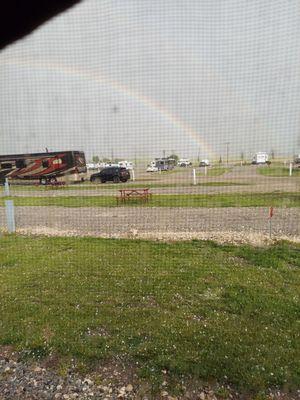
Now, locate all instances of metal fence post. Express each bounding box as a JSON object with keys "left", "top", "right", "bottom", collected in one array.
[
  {"left": 269, "top": 206, "right": 274, "bottom": 239},
  {"left": 5, "top": 200, "right": 16, "bottom": 233},
  {"left": 289, "top": 162, "right": 293, "bottom": 176}
]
